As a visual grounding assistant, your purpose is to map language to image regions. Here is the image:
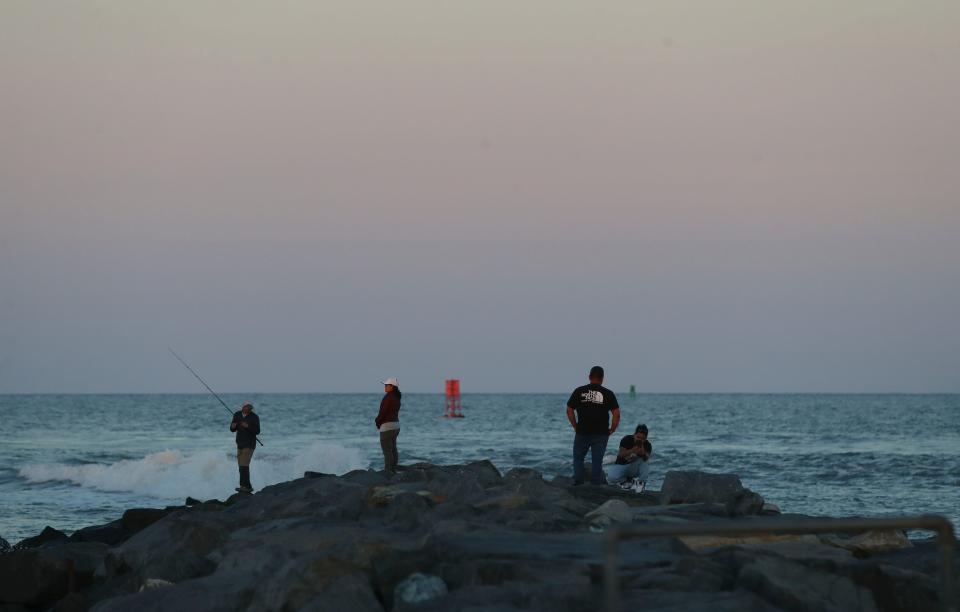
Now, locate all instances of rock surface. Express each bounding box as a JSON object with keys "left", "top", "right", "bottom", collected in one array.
[
  {"left": 820, "top": 530, "right": 912, "bottom": 556},
  {"left": 0, "top": 542, "right": 107, "bottom": 606},
  {"left": 585, "top": 499, "right": 632, "bottom": 530},
  {"left": 14, "top": 526, "right": 69, "bottom": 550},
  {"left": 660, "top": 470, "right": 749, "bottom": 505},
  {"left": 0, "top": 464, "right": 952, "bottom": 612}
]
